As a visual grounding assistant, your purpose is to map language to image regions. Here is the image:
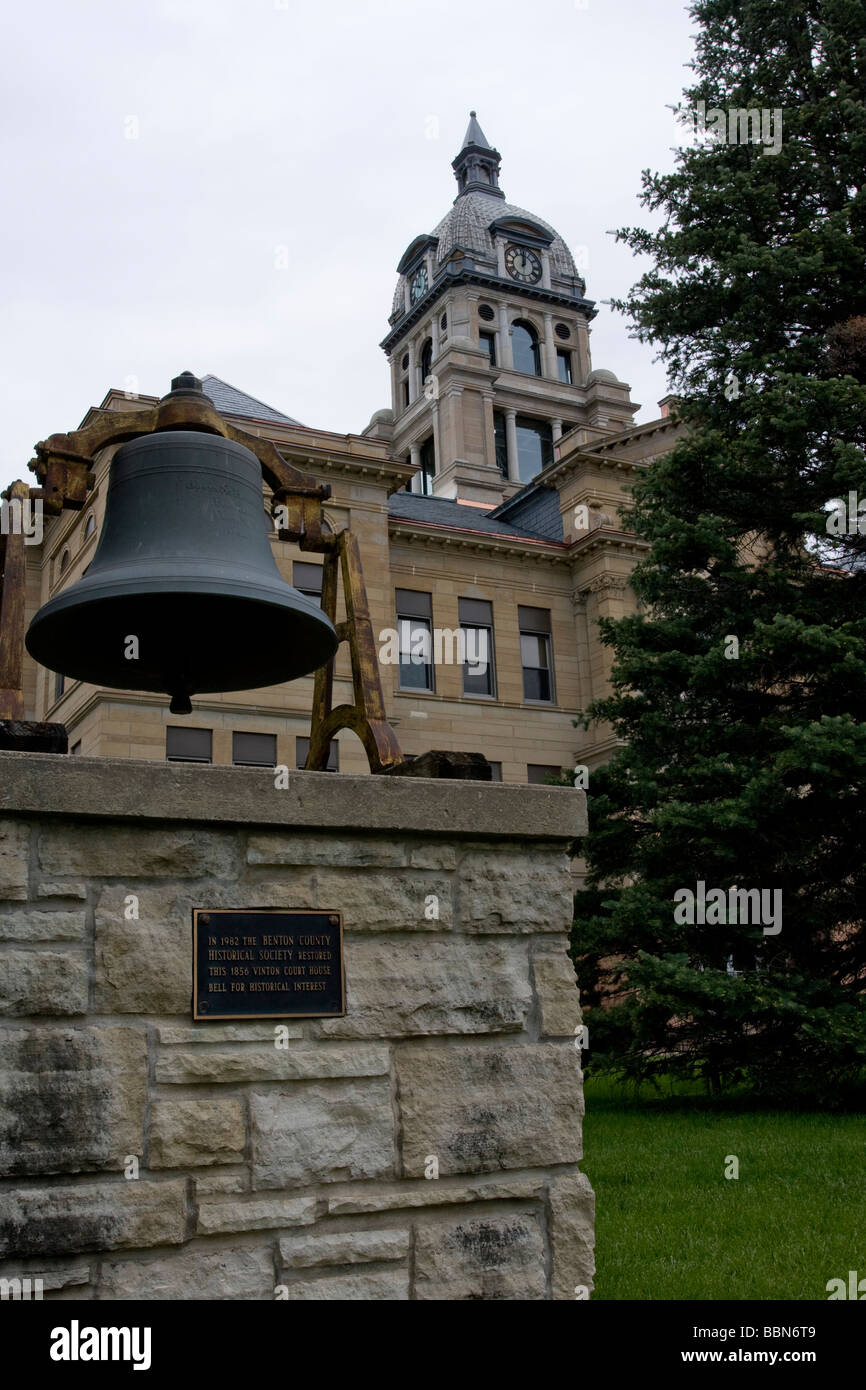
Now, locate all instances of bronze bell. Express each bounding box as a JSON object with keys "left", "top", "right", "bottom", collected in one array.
[{"left": 26, "top": 428, "right": 338, "bottom": 713}]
